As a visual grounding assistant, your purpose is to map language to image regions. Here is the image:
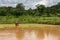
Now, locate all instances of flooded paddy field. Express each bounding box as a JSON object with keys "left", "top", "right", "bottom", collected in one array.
[{"left": 0, "top": 24, "right": 60, "bottom": 40}]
